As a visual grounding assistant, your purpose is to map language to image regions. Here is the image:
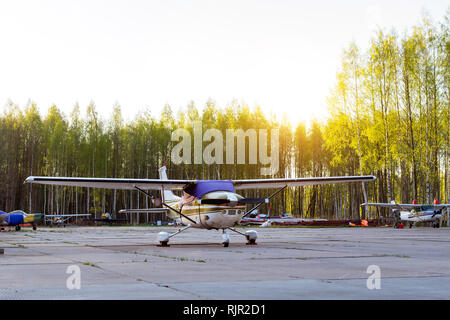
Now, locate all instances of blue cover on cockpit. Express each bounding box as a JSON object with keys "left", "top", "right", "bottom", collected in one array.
[
  {"left": 5, "top": 213, "right": 24, "bottom": 225},
  {"left": 184, "top": 180, "right": 235, "bottom": 198}
]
